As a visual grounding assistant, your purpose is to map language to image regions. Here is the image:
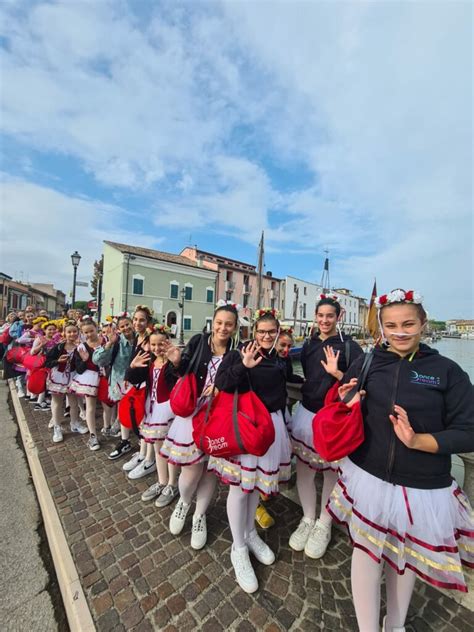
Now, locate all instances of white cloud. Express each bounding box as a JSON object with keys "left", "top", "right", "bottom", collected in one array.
[{"left": 0, "top": 175, "right": 161, "bottom": 300}]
